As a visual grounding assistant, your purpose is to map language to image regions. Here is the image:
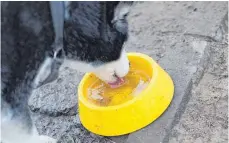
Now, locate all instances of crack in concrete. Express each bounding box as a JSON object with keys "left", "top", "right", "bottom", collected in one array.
[
  {"left": 162, "top": 80, "right": 193, "bottom": 143},
  {"left": 184, "top": 33, "right": 217, "bottom": 42},
  {"left": 214, "top": 12, "right": 228, "bottom": 43},
  {"left": 162, "top": 42, "right": 213, "bottom": 143},
  {"left": 31, "top": 105, "right": 78, "bottom": 117},
  {"left": 160, "top": 31, "right": 218, "bottom": 42}
]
